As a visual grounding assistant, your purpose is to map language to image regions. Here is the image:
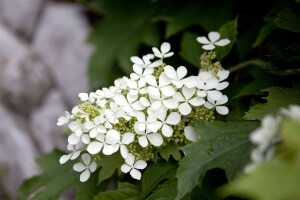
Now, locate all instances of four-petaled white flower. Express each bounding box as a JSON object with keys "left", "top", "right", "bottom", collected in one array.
[
  {"left": 114, "top": 132, "right": 135, "bottom": 158},
  {"left": 204, "top": 95, "right": 229, "bottom": 115},
  {"left": 121, "top": 154, "right": 147, "bottom": 180},
  {"left": 126, "top": 79, "right": 148, "bottom": 95},
  {"left": 164, "top": 65, "right": 187, "bottom": 88},
  {"left": 73, "top": 153, "right": 97, "bottom": 182},
  {"left": 114, "top": 94, "right": 144, "bottom": 114},
  {"left": 196, "top": 71, "right": 222, "bottom": 101},
  {"left": 130, "top": 66, "right": 154, "bottom": 87},
  {"left": 152, "top": 42, "right": 174, "bottom": 59},
  {"left": 59, "top": 143, "right": 84, "bottom": 164},
  {"left": 84, "top": 116, "right": 107, "bottom": 138},
  {"left": 135, "top": 128, "right": 163, "bottom": 147},
  {"left": 197, "top": 31, "right": 230, "bottom": 50},
  {"left": 151, "top": 111, "right": 181, "bottom": 137},
  {"left": 174, "top": 86, "right": 205, "bottom": 115},
  {"left": 57, "top": 111, "right": 71, "bottom": 126},
  {"left": 130, "top": 54, "right": 162, "bottom": 70}
]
